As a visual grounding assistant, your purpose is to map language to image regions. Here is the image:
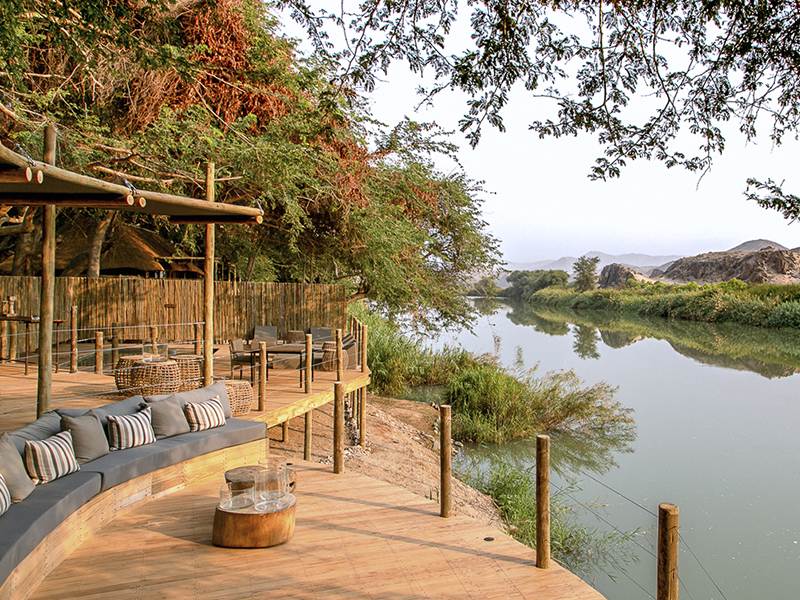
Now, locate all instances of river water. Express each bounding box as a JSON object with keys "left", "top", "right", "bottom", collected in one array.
[{"left": 426, "top": 302, "right": 800, "bottom": 600}]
